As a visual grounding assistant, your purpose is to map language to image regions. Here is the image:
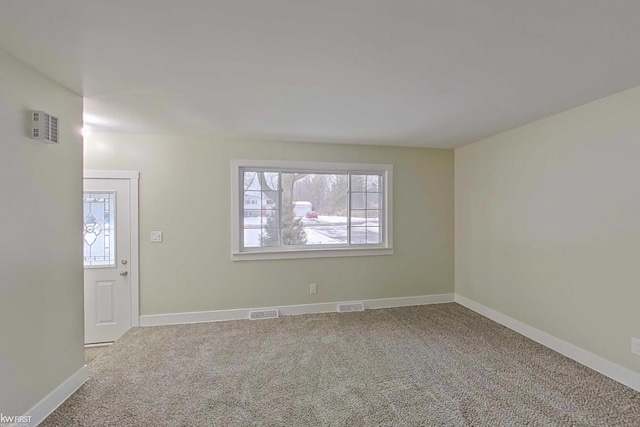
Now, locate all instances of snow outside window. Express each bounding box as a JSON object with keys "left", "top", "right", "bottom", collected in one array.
[{"left": 231, "top": 160, "right": 393, "bottom": 261}]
